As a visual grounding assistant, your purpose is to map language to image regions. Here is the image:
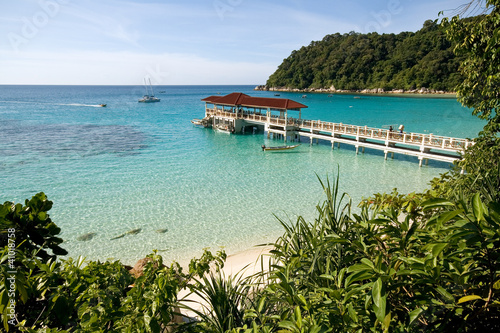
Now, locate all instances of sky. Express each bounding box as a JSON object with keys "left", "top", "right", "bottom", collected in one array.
[{"left": 0, "top": 0, "right": 478, "bottom": 85}]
